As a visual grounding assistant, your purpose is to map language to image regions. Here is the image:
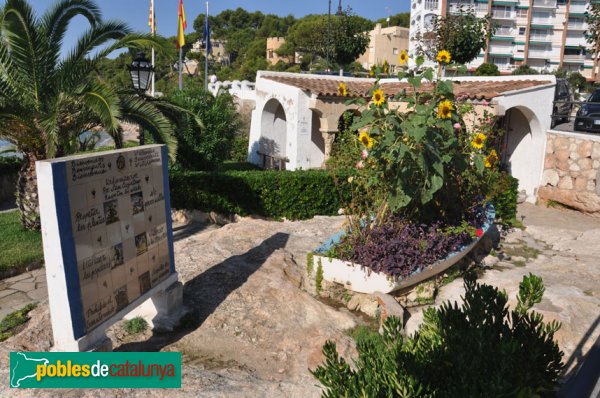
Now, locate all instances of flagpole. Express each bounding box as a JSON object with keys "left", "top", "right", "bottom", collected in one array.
[
  {"left": 150, "top": 0, "right": 155, "bottom": 97},
  {"left": 205, "top": 2, "right": 209, "bottom": 91},
  {"left": 179, "top": 47, "right": 183, "bottom": 91}
]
